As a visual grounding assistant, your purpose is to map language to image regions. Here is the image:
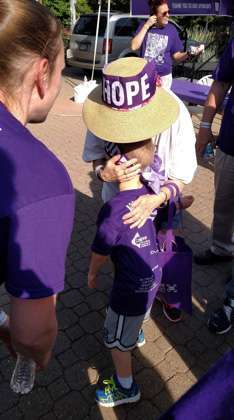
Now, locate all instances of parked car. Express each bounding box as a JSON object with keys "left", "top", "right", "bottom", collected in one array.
[{"left": 66, "top": 13, "right": 186, "bottom": 70}]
